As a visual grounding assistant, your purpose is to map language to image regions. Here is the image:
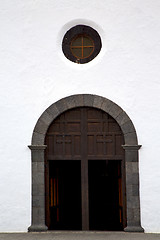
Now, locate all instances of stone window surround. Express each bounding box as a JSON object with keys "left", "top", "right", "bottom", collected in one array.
[
  {"left": 28, "top": 94, "right": 144, "bottom": 232},
  {"left": 62, "top": 25, "right": 102, "bottom": 64}
]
